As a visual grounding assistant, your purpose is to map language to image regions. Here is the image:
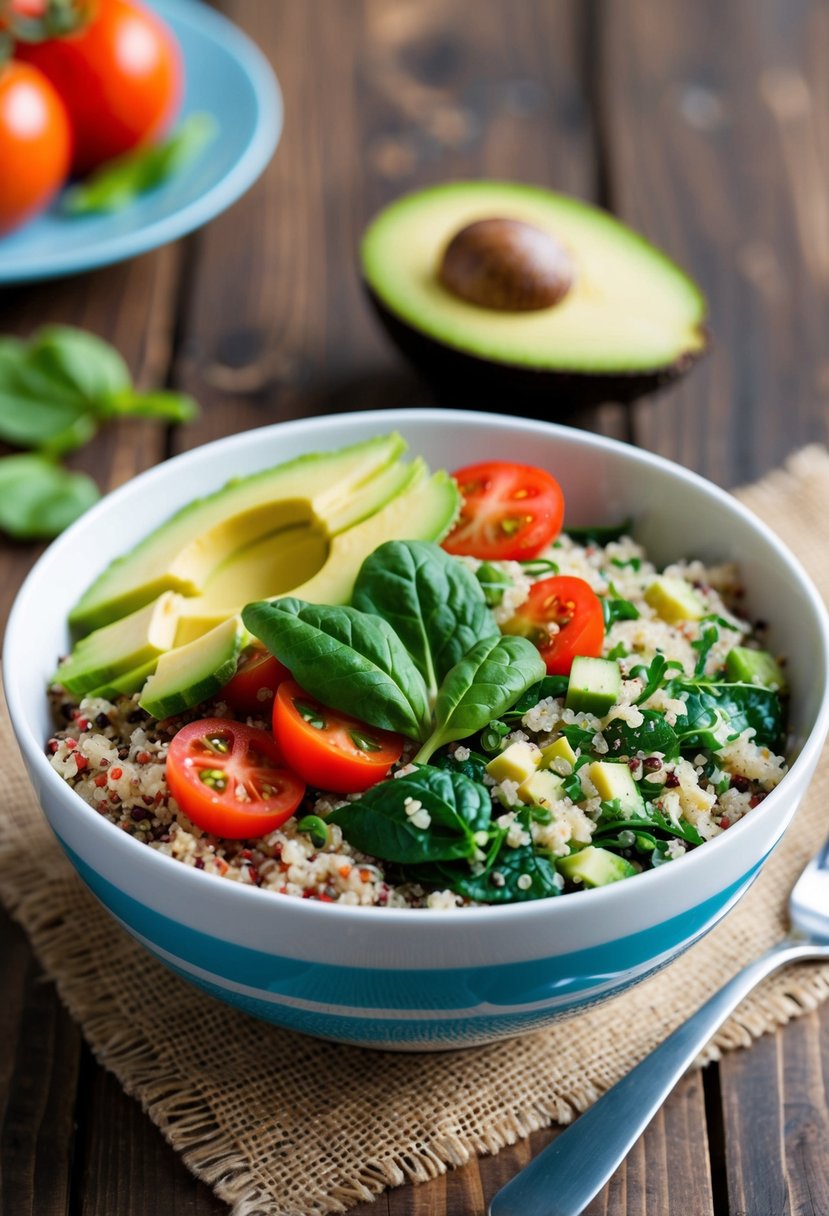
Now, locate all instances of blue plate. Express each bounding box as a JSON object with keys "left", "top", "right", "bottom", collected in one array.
[{"left": 0, "top": 0, "right": 282, "bottom": 284}]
